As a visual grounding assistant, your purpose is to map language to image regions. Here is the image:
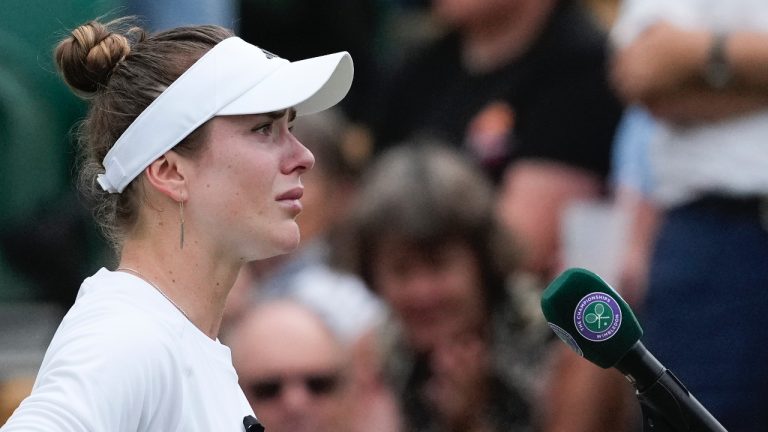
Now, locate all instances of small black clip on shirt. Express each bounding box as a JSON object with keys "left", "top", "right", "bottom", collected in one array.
[{"left": 243, "top": 415, "right": 265, "bottom": 432}]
